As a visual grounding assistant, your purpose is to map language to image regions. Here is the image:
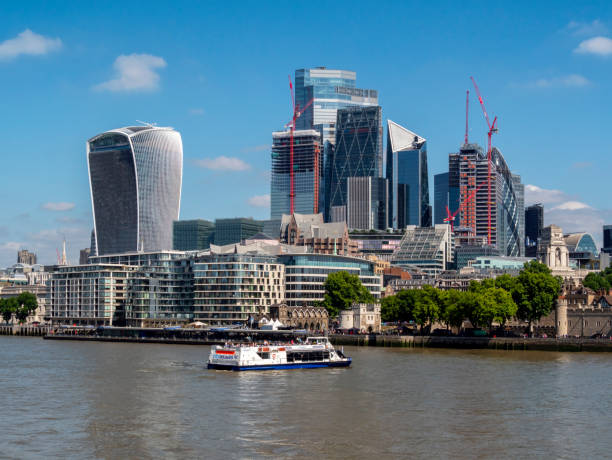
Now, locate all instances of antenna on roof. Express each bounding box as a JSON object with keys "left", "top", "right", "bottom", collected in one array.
[{"left": 136, "top": 120, "right": 157, "bottom": 127}]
